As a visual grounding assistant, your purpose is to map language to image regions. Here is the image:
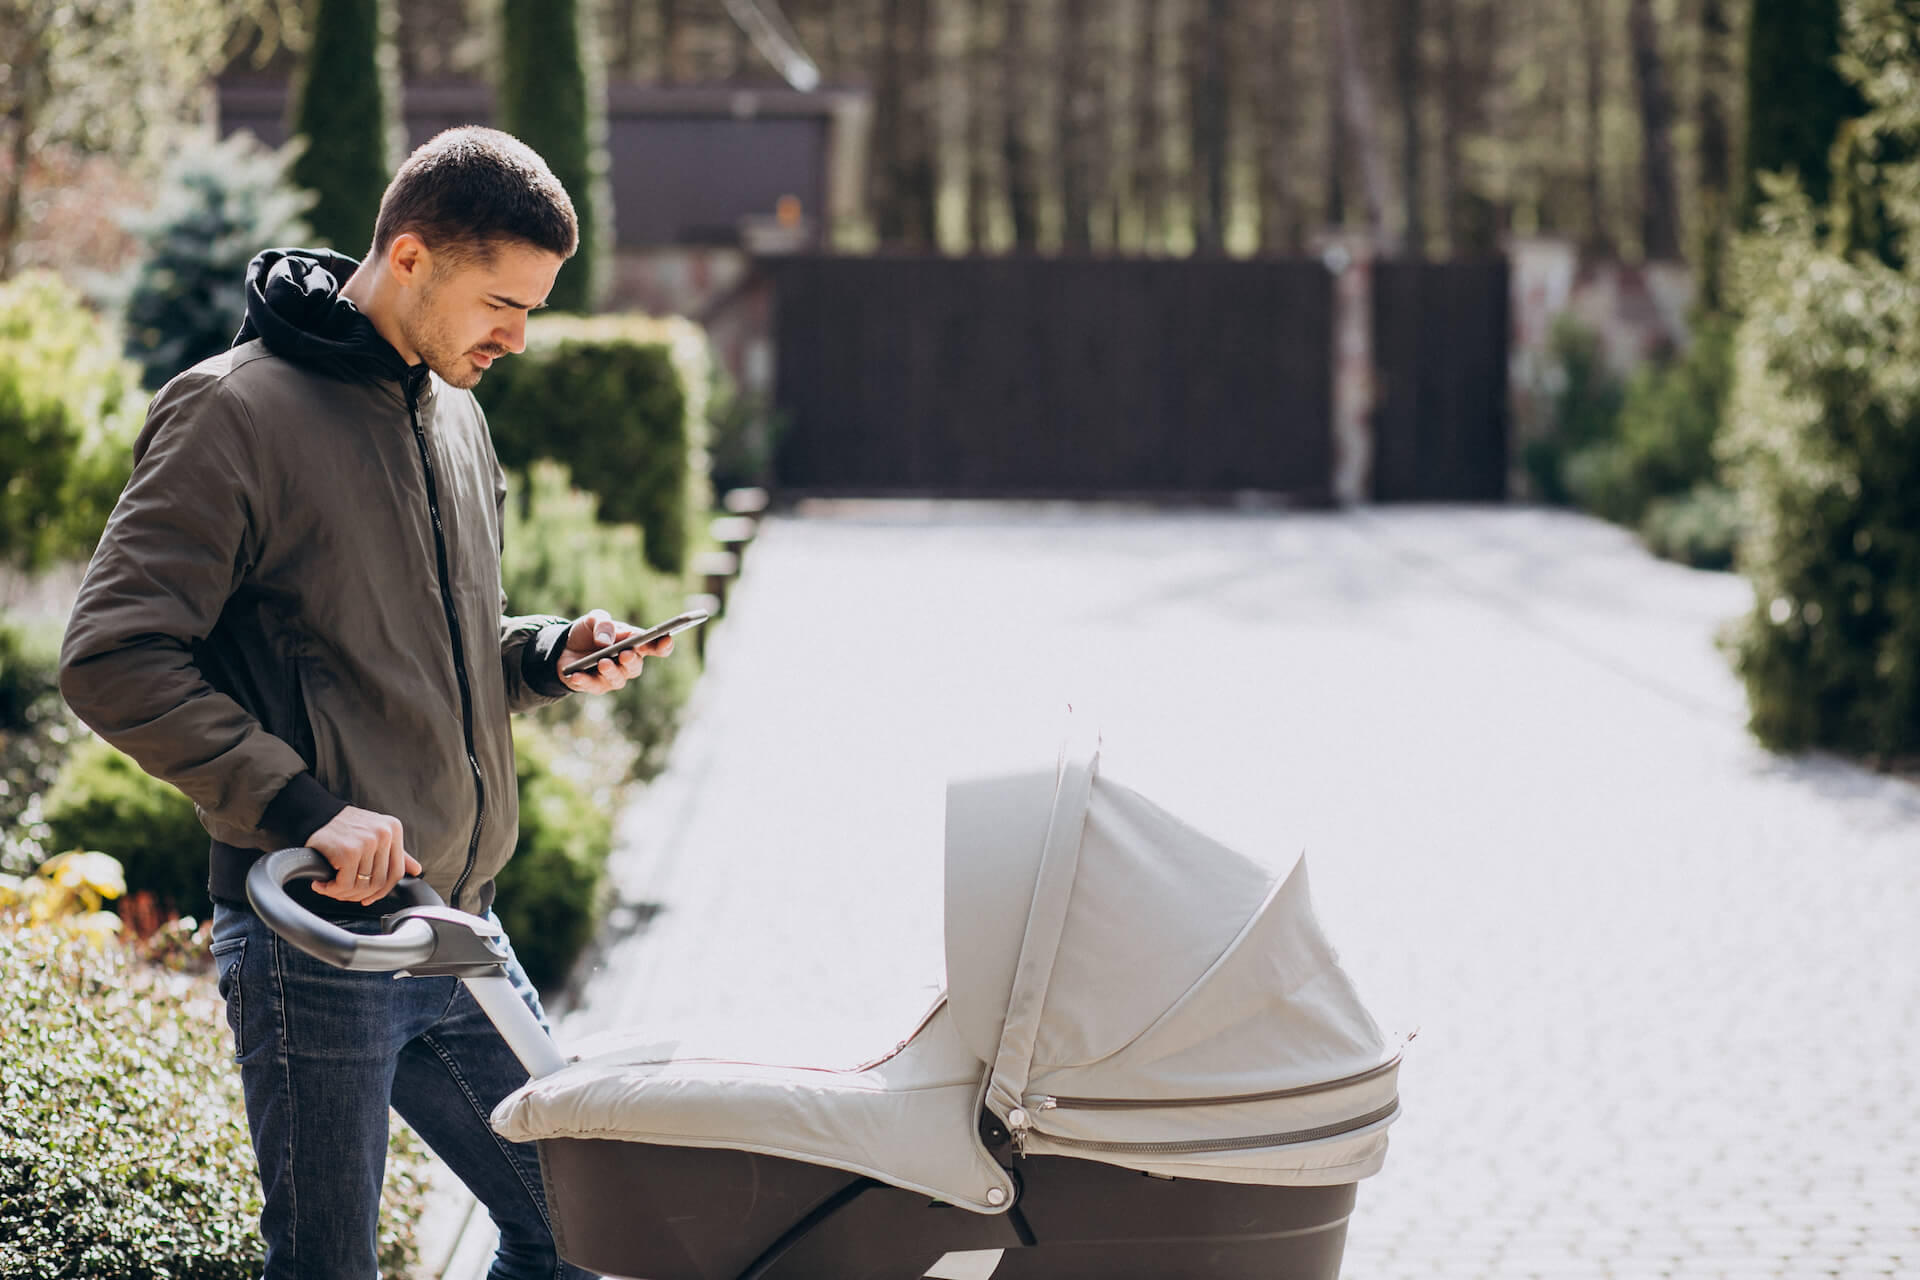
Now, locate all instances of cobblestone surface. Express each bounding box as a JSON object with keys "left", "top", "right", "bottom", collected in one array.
[{"left": 549, "top": 502, "right": 1920, "bottom": 1280}]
